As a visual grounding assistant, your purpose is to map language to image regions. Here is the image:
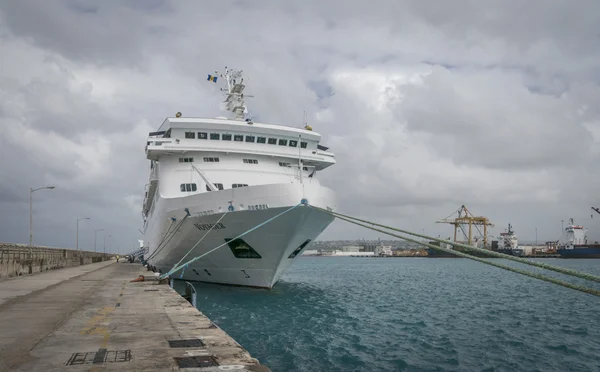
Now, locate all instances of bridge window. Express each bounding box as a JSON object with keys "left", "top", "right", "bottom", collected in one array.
[
  {"left": 234, "top": 135, "right": 243, "bottom": 142},
  {"left": 289, "top": 140, "right": 298, "bottom": 147},
  {"left": 243, "top": 159, "right": 258, "bottom": 164},
  {"left": 210, "top": 133, "right": 220, "bottom": 140},
  {"left": 180, "top": 183, "right": 197, "bottom": 192},
  {"left": 268, "top": 138, "right": 277, "bottom": 145},
  {"left": 278, "top": 139, "right": 288, "bottom": 146},
  {"left": 222, "top": 134, "right": 232, "bottom": 141},
  {"left": 185, "top": 132, "right": 195, "bottom": 139},
  {"left": 203, "top": 157, "right": 220, "bottom": 162},
  {"left": 278, "top": 162, "right": 291, "bottom": 167},
  {"left": 232, "top": 184, "right": 248, "bottom": 188},
  {"left": 302, "top": 166, "right": 309, "bottom": 171},
  {"left": 245, "top": 135, "right": 255, "bottom": 143},
  {"left": 257, "top": 137, "right": 266, "bottom": 144},
  {"left": 198, "top": 132, "right": 207, "bottom": 139},
  {"left": 178, "top": 157, "right": 194, "bottom": 163},
  {"left": 300, "top": 142, "right": 307, "bottom": 149}
]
